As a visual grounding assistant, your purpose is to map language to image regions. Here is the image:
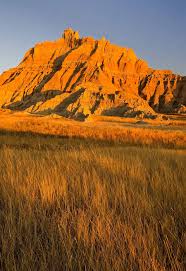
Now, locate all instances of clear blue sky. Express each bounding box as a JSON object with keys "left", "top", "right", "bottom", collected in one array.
[{"left": 1, "top": 0, "right": 186, "bottom": 75}]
